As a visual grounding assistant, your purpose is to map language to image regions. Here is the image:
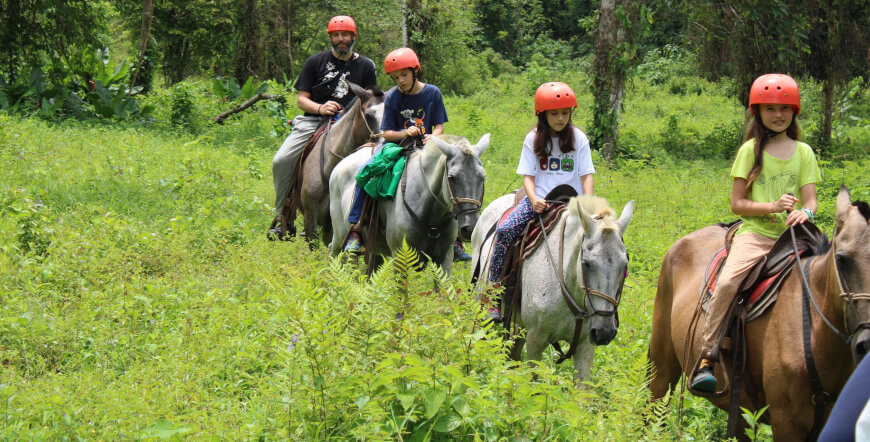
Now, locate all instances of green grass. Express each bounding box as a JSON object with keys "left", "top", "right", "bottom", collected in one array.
[{"left": 1, "top": 74, "right": 868, "bottom": 439}]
